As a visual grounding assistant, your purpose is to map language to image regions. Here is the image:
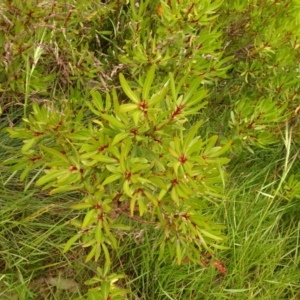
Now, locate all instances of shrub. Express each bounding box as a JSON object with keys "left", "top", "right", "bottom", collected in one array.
[
  {"left": 4, "top": 65, "right": 231, "bottom": 298},
  {"left": 0, "top": 0, "right": 121, "bottom": 113},
  {"left": 4, "top": 0, "right": 300, "bottom": 298}
]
